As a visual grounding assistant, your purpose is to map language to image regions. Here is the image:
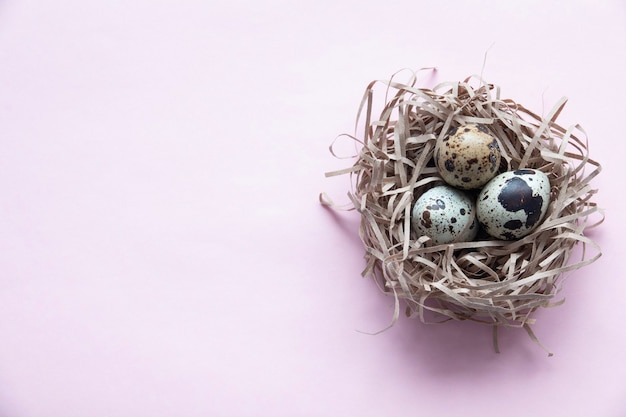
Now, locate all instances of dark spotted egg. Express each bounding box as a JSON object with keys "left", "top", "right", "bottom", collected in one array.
[
  {"left": 411, "top": 185, "right": 478, "bottom": 245},
  {"left": 436, "top": 124, "right": 501, "bottom": 190},
  {"left": 477, "top": 169, "right": 551, "bottom": 240}
]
